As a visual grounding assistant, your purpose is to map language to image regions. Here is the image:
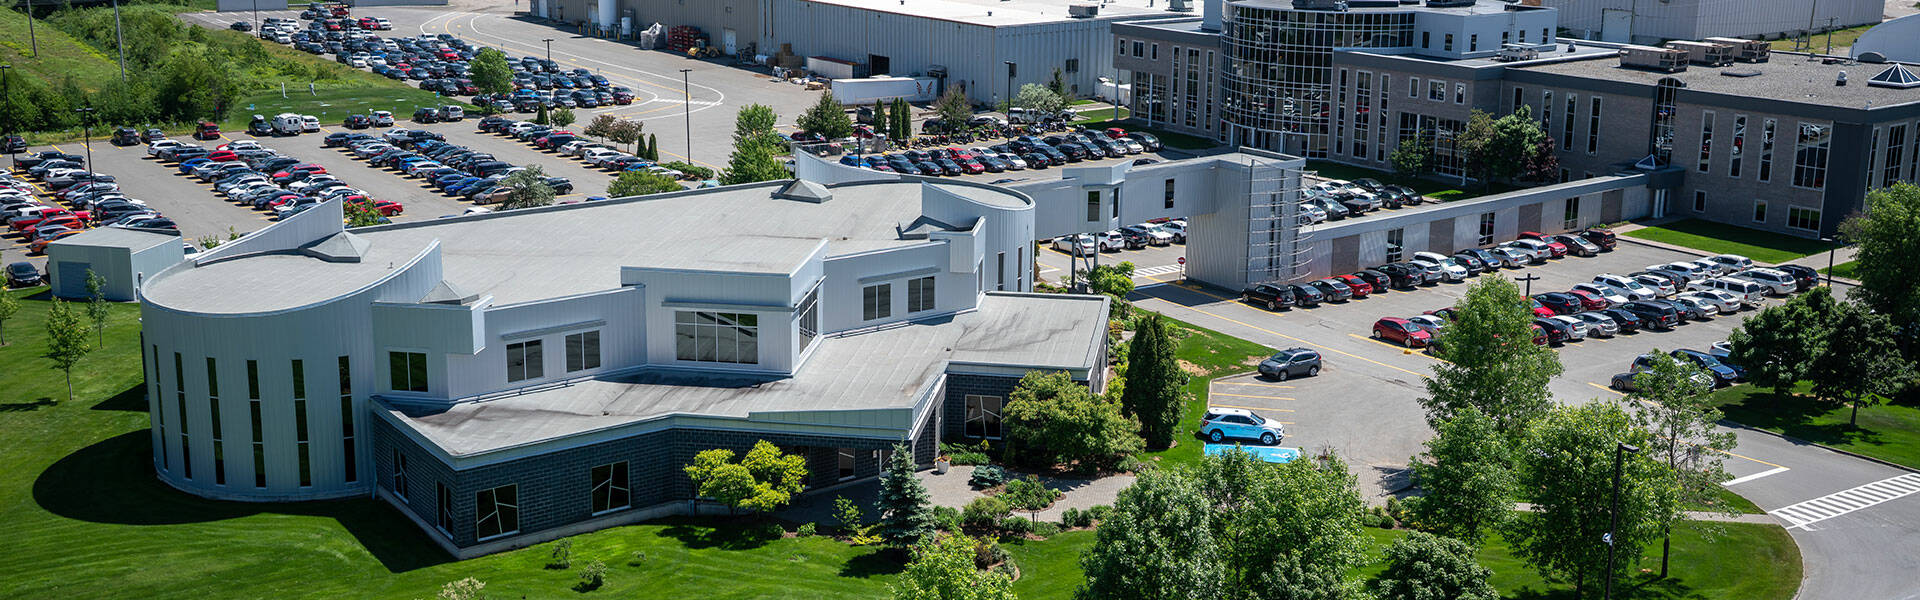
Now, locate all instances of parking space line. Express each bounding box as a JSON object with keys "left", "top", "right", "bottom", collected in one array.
[
  {"left": 1346, "top": 333, "right": 1446, "bottom": 362},
  {"left": 1216, "top": 382, "right": 1294, "bottom": 389},
  {"left": 1211, "top": 392, "right": 1296, "bottom": 401},
  {"left": 1205, "top": 403, "right": 1295, "bottom": 413},
  {"left": 1135, "top": 275, "right": 1431, "bottom": 379}
]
